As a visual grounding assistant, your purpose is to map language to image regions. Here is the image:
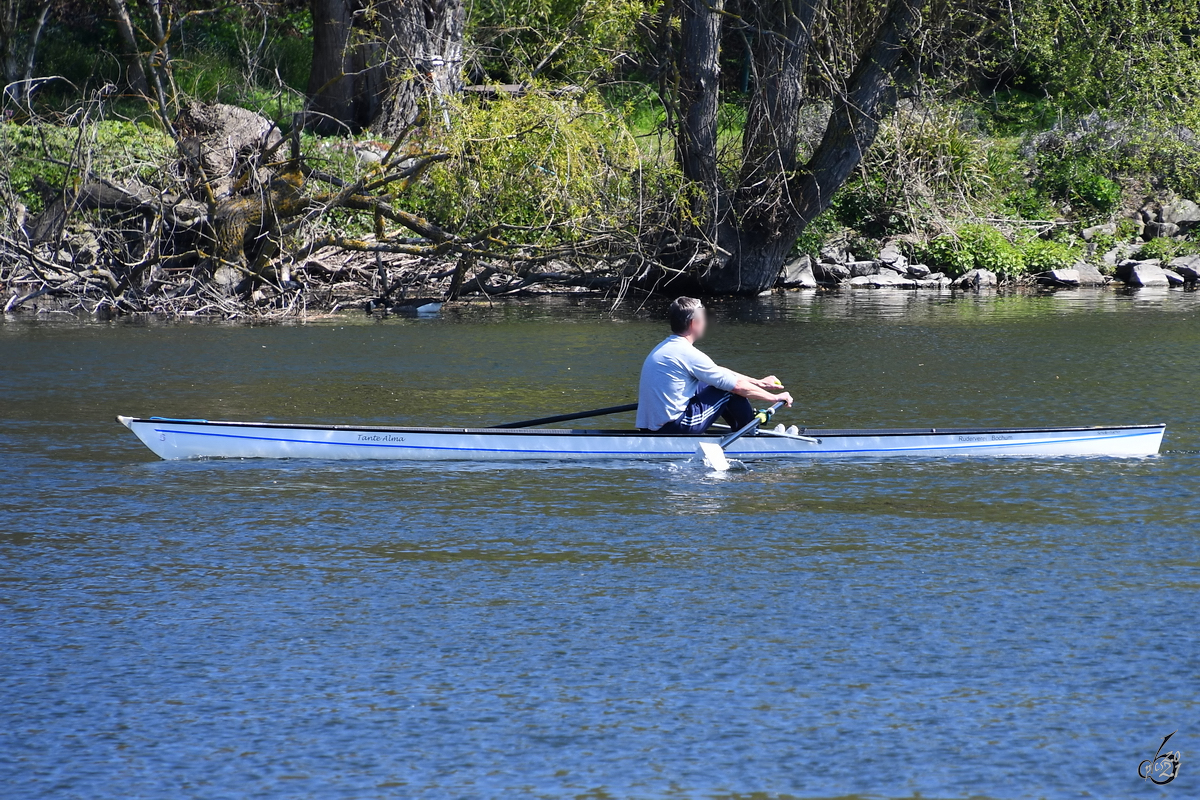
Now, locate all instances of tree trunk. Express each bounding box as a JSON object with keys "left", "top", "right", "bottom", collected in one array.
[
  {"left": 105, "top": 0, "right": 149, "bottom": 94},
  {"left": 737, "top": 0, "right": 818, "bottom": 215},
  {"left": 793, "top": 0, "right": 920, "bottom": 224},
  {"left": 141, "top": 0, "right": 176, "bottom": 125},
  {"left": 0, "top": 0, "right": 21, "bottom": 84},
  {"left": 695, "top": 0, "right": 920, "bottom": 294},
  {"left": 304, "top": 0, "right": 384, "bottom": 133},
  {"left": 20, "top": 0, "right": 51, "bottom": 100},
  {"left": 370, "top": 0, "right": 465, "bottom": 137},
  {"left": 676, "top": 0, "right": 723, "bottom": 199}
]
